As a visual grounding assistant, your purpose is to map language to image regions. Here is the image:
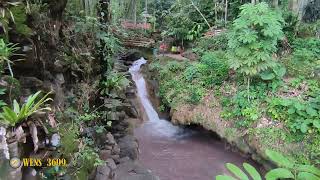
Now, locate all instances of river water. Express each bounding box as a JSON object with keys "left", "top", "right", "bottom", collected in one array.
[{"left": 129, "top": 58, "right": 255, "bottom": 180}]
